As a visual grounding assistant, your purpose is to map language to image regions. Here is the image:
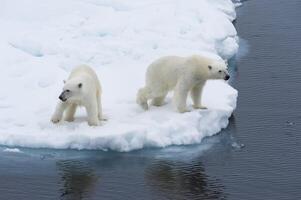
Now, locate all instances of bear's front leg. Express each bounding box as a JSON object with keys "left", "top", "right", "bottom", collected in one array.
[
  {"left": 85, "top": 97, "right": 99, "bottom": 126},
  {"left": 173, "top": 79, "right": 191, "bottom": 113},
  {"left": 64, "top": 104, "right": 77, "bottom": 122},
  {"left": 191, "top": 83, "right": 207, "bottom": 109},
  {"left": 96, "top": 91, "right": 105, "bottom": 121},
  {"left": 51, "top": 101, "right": 67, "bottom": 123}
]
